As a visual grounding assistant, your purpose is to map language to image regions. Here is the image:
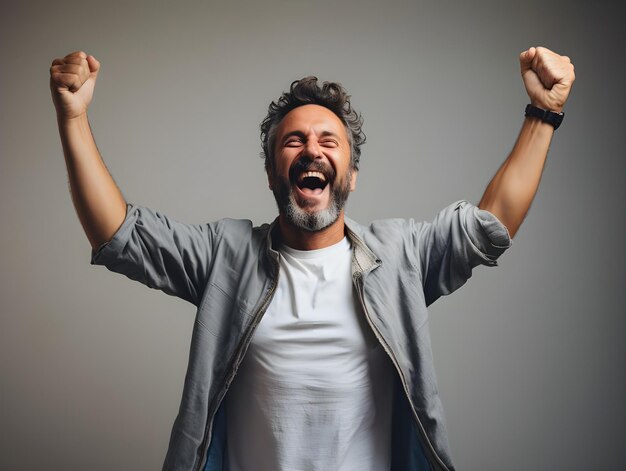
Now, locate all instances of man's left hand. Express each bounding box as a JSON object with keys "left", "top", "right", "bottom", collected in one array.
[{"left": 520, "top": 46, "right": 575, "bottom": 113}]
